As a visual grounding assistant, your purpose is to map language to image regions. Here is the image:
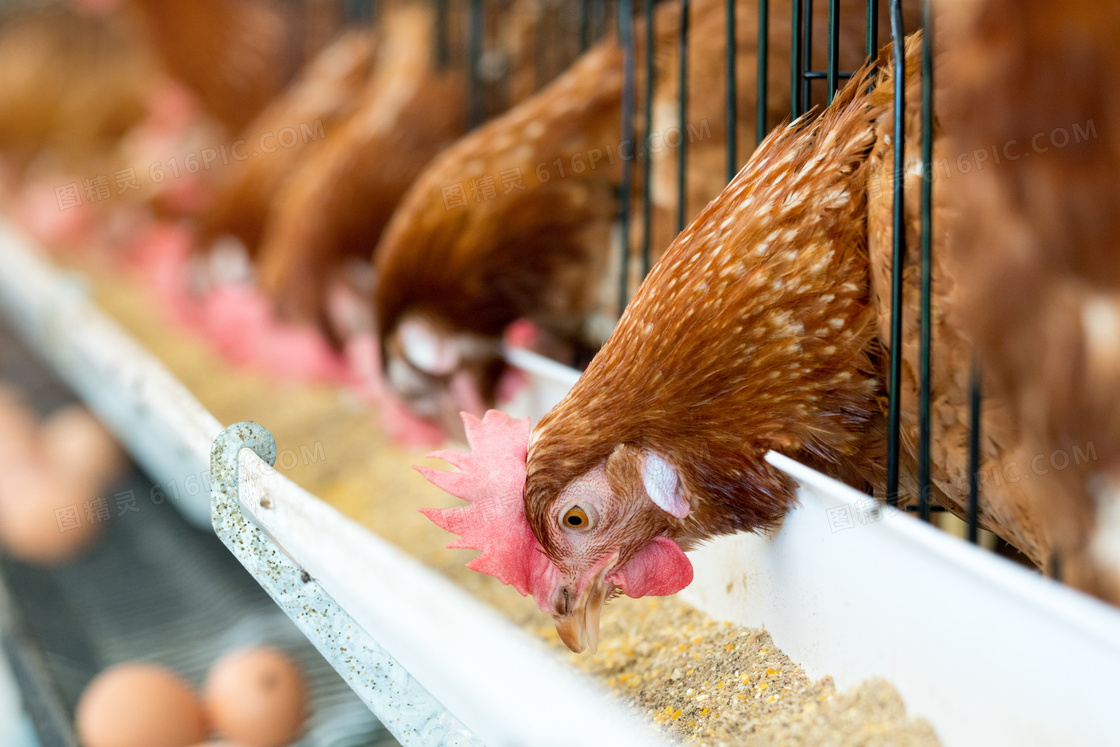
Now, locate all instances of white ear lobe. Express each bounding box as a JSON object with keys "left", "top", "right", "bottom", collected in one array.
[
  {"left": 641, "top": 451, "right": 689, "bottom": 519},
  {"left": 398, "top": 317, "right": 459, "bottom": 375}
]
